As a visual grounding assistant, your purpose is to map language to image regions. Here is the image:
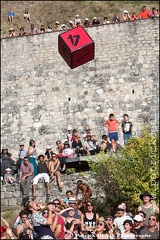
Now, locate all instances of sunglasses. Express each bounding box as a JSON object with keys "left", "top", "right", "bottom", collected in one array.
[
  {"left": 87, "top": 204, "right": 93, "bottom": 206},
  {"left": 53, "top": 202, "right": 60, "bottom": 205},
  {"left": 97, "top": 222, "right": 103, "bottom": 226},
  {"left": 106, "top": 218, "right": 112, "bottom": 221},
  {"left": 24, "top": 160, "right": 29, "bottom": 162},
  {"left": 65, "top": 232, "right": 74, "bottom": 237},
  {"left": 149, "top": 218, "right": 156, "bottom": 221}
]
